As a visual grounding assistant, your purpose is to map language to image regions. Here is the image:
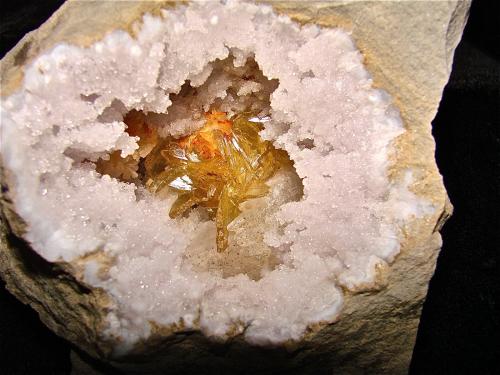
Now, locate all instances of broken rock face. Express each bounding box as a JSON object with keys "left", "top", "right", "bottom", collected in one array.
[{"left": 0, "top": 1, "right": 469, "bottom": 373}]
